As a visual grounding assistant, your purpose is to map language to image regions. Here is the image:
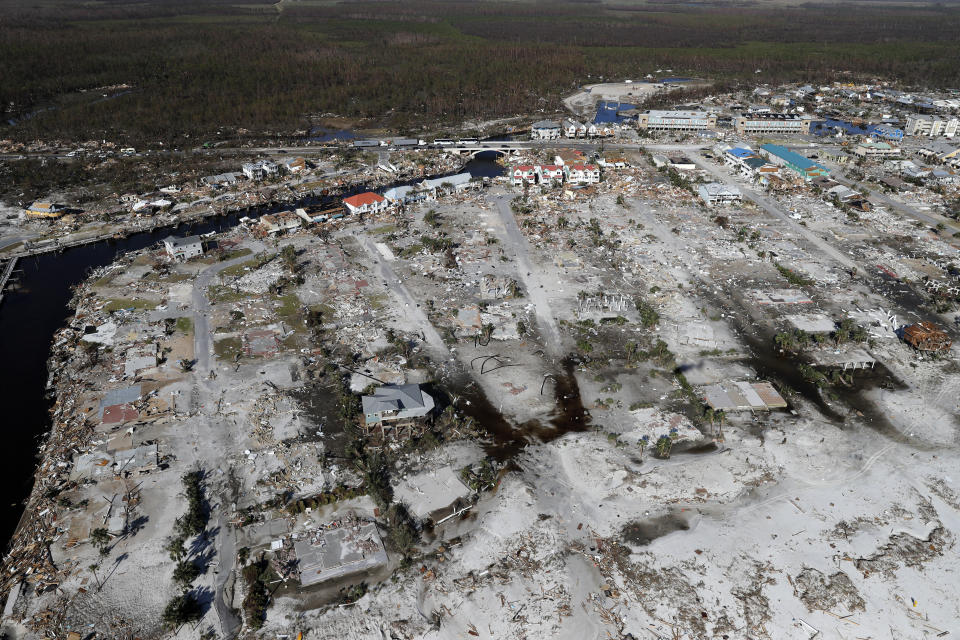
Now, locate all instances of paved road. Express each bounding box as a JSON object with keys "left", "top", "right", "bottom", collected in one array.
[
  {"left": 357, "top": 236, "right": 449, "bottom": 357},
  {"left": 213, "top": 512, "right": 241, "bottom": 637},
  {"left": 191, "top": 250, "right": 263, "bottom": 373},
  {"left": 692, "top": 156, "right": 858, "bottom": 271},
  {"left": 493, "top": 194, "right": 563, "bottom": 356},
  {"left": 830, "top": 172, "right": 958, "bottom": 232},
  {"left": 0, "top": 140, "right": 707, "bottom": 160}
]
